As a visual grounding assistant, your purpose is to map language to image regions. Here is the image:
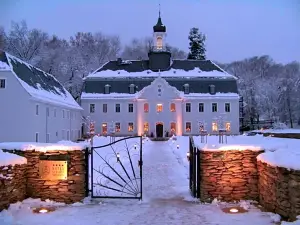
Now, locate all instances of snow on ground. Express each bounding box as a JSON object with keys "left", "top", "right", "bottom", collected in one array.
[
  {"left": 252, "top": 128, "right": 300, "bottom": 134},
  {"left": 0, "top": 140, "right": 90, "bottom": 152},
  {"left": 0, "top": 150, "right": 27, "bottom": 167},
  {"left": 0, "top": 136, "right": 280, "bottom": 225}
]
